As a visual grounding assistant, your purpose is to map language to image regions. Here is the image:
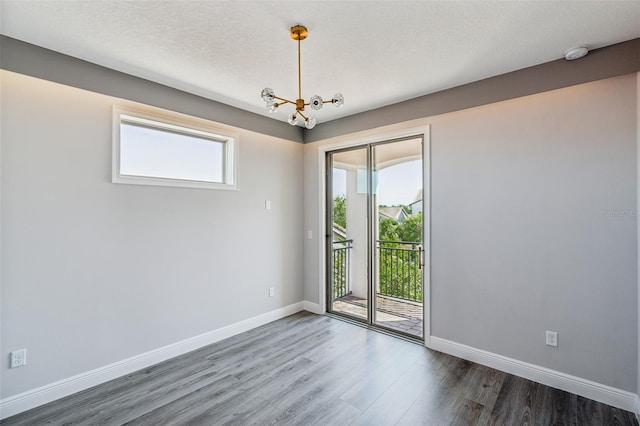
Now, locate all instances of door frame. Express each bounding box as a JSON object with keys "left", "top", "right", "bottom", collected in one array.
[{"left": 317, "top": 125, "right": 431, "bottom": 346}]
